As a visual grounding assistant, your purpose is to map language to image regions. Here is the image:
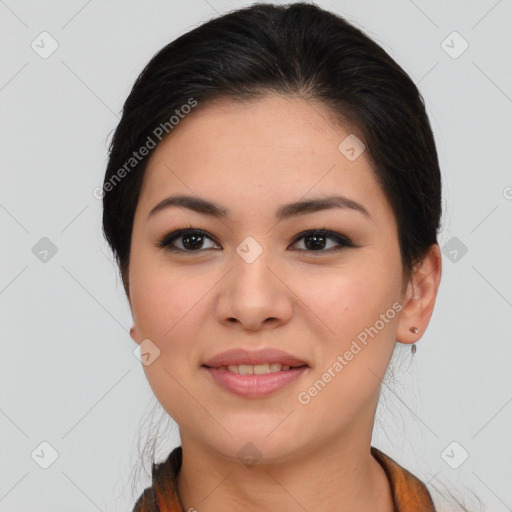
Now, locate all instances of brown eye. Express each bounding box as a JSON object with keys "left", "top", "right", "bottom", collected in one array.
[
  {"left": 290, "top": 229, "right": 354, "bottom": 253},
  {"left": 158, "top": 229, "right": 219, "bottom": 252},
  {"left": 157, "top": 227, "right": 354, "bottom": 254}
]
